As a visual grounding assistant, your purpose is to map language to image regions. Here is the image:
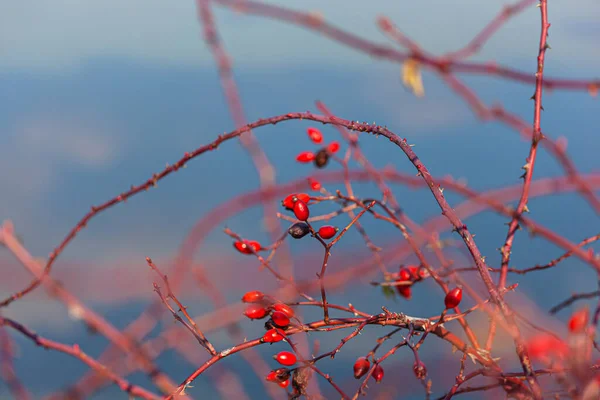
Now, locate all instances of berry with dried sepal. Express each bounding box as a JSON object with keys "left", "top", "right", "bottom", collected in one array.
[
  {"left": 353, "top": 357, "right": 370, "bottom": 379},
  {"left": 271, "top": 311, "right": 291, "bottom": 328},
  {"left": 244, "top": 304, "right": 268, "bottom": 320},
  {"left": 288, "top": 222, "right": 311, "bottom": 239},
  {"left": 293, "top": 199, "right": 310, "bottom": 221},
  {"left": 372, "top": 364, "right": 384, "bottom": 383},
  {"left": 444, "top": 287, "right": 463, "bottom": 309},
  {"left": 233, "top": 240, "right": 261, "bottom": 255},
  {"left": 274, "top": 351, "right": 297, "bottom": 366},
  {"left": 296, "top": 151, "right": 315, "bottom": 163},
  {"left": 282, "top": 193, "right": 310, "bottom": 210},
  {"left": 314, "top": 149, "right": 329, "bottom": 168},
  {"left": 318, "top": 225, "right": 338, "bottom": 240},
  {"left": 241, "top": 290, "right": 264, "bottom": 303},
  {"left": 307, "top": 127, "right": 323, "bottom": 144},
  {"left": 278, "top": 379, "right": 290, "bottom": 389}
]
